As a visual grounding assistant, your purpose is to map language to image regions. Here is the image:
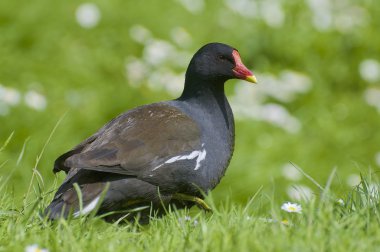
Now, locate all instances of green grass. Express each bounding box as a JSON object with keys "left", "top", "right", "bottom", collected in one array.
[
  {"left": 2, "top": 133, "right": 380, "bottom": 251},
  {"left": 2, "top": 132, "right": 380, "bottom": 251},
  {"left": 1, "top": 155, "right": 380, "bottom": 251}
]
